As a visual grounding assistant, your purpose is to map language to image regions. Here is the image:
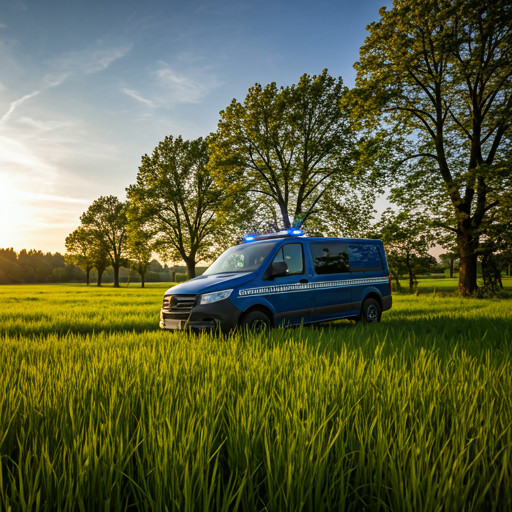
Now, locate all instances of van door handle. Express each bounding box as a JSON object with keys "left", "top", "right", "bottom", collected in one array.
[{"left": 299, "top": 279, "right": 308, "bottom": 284}]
